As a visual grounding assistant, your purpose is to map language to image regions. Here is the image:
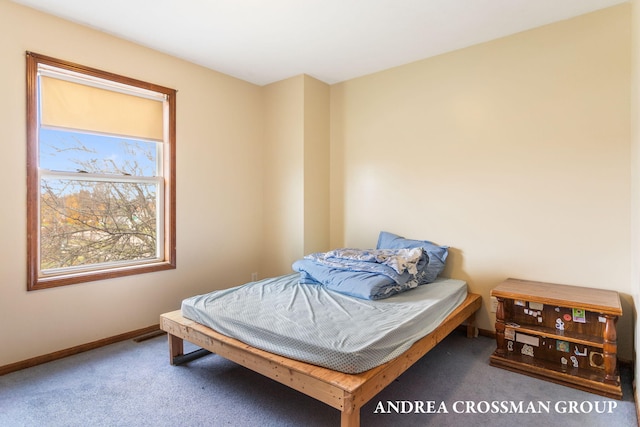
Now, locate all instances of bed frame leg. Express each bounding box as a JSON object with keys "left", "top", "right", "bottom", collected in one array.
[
  {"left": 168, "top": 333, "right": 184, "bottom": 365},
  {"left": 340, "top": 394, "right": 360, "bottom": 427},
  {"left": 466, "top": 312, "right": 478, "bottom": 338},
  {"left": 340, "top": 407, "right": 360, "bottom": 427},
  {"left": 167, "top": 332, "right": 212, "bottom": 365}
]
